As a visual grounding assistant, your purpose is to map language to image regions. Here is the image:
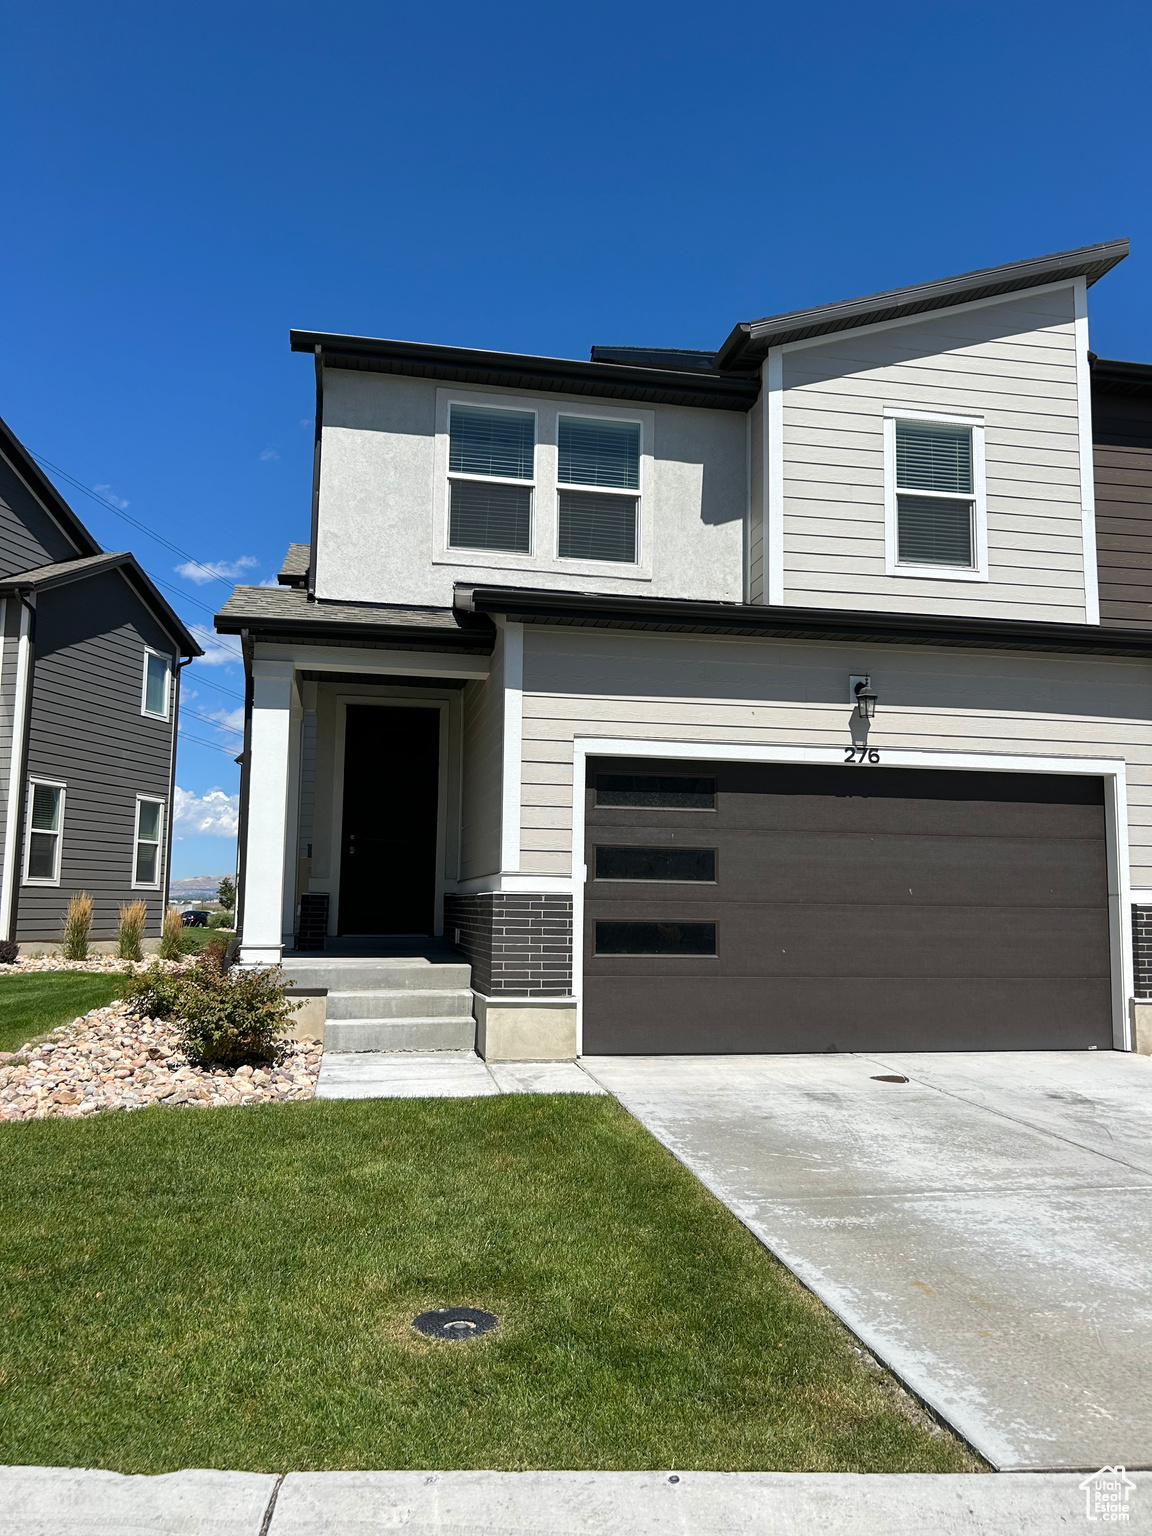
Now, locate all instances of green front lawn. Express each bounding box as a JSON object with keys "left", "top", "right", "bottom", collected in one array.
[
  {"left": 0, "top": 1096, "right": 979, "bottom": 1474},
  {"left": 0, "top": 973, "right": 125, "bottom": 1055}
]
